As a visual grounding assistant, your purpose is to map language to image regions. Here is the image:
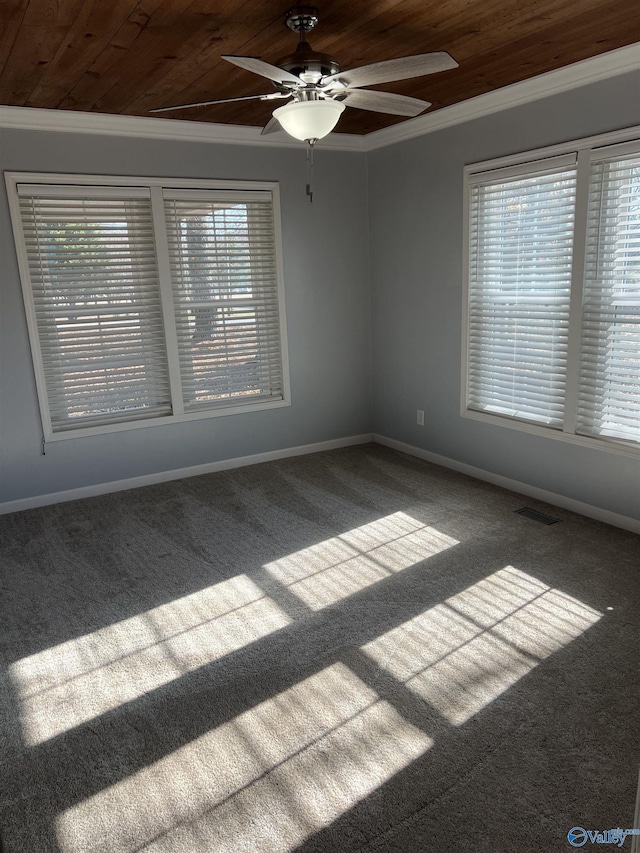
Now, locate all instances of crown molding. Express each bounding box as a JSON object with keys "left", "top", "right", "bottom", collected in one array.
[
  {"left": 1, "top": 42, "right": 638, "bottom": 154},
  {"left": 0, "top": 105, "right": 366, "bottom": 151},
  {"left": 364, "top": 41, "right": 640, "bottom": 151}
]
